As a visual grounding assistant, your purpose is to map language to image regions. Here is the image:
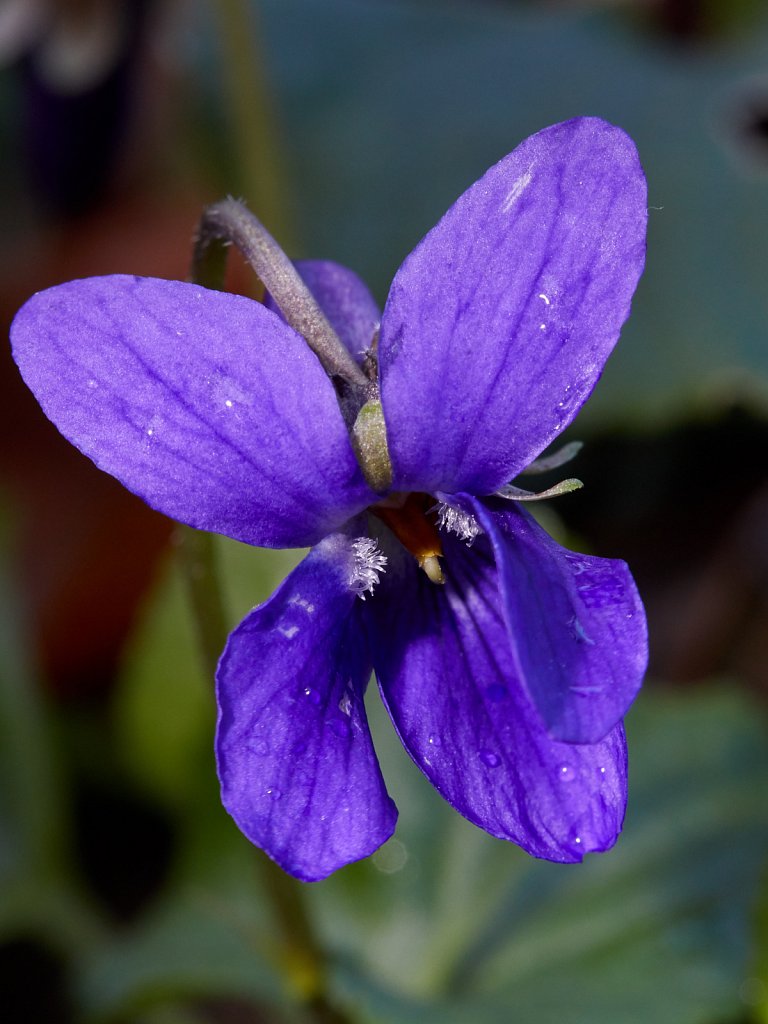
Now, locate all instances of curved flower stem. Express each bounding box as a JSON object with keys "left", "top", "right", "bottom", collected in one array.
[
  {"left": 174, "top": 527, "right": 228, "bottom": 680},
  {"left": 212, "top": 0, "right": 292, "bottom": 241},
  {"left": 192, "top": 198, "right": 369, "bottom": 392},
  {"left": 186, "top": 206, "right": 360, "bottom": 1022},
  {"left": 176, "top": 526, "right": 357, "bottom": 1023}
]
